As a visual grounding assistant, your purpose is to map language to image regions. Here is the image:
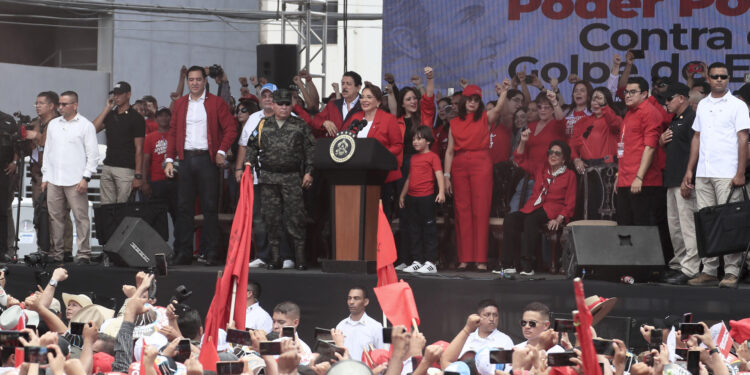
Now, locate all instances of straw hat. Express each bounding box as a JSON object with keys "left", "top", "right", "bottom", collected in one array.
[
  {"left": 71, "top": 304, "right": 115, "bottom": 327},
  {"left": 584, "top": 295, "right": 618, "bottom": 325},
  {"left": 62, "top": 293, "right": 93, "bottom": 310}
]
